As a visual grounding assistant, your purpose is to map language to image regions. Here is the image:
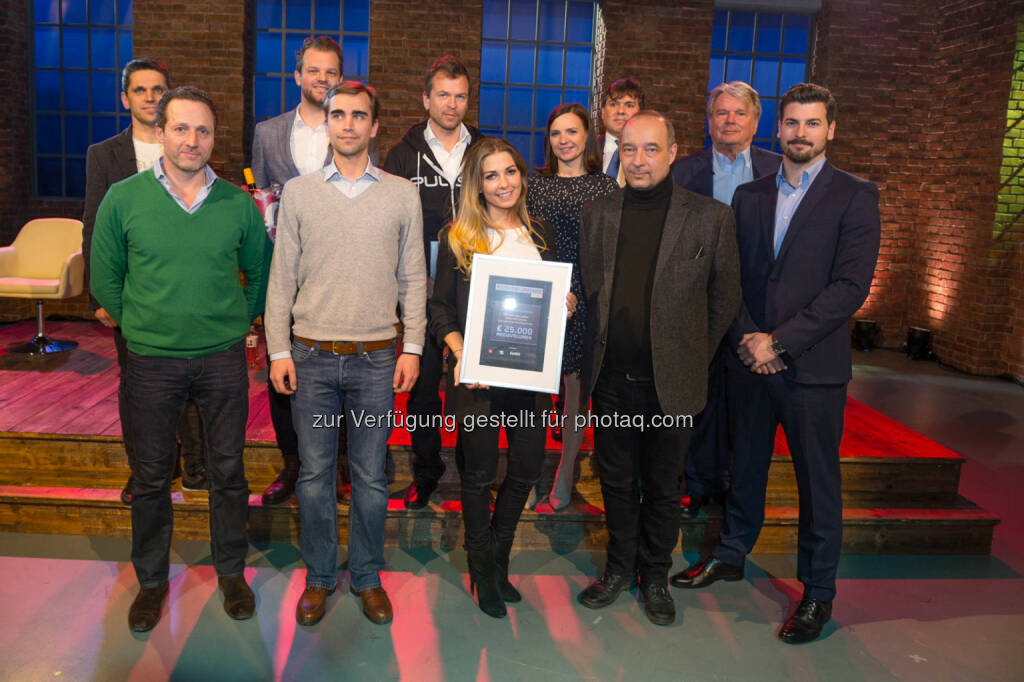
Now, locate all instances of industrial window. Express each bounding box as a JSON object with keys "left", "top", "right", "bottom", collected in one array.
[
  {"left": 479, "top": 0, "right": 598, "bottom": 170},
  {"left": 32, "top": 0, "right": 135, "bottom": 199},
  {"left": 254, "top": 0, "right": 370, "bottom": 122},
  {"left": 708, "top": 9, "right": 814, "bottom": 151}
]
